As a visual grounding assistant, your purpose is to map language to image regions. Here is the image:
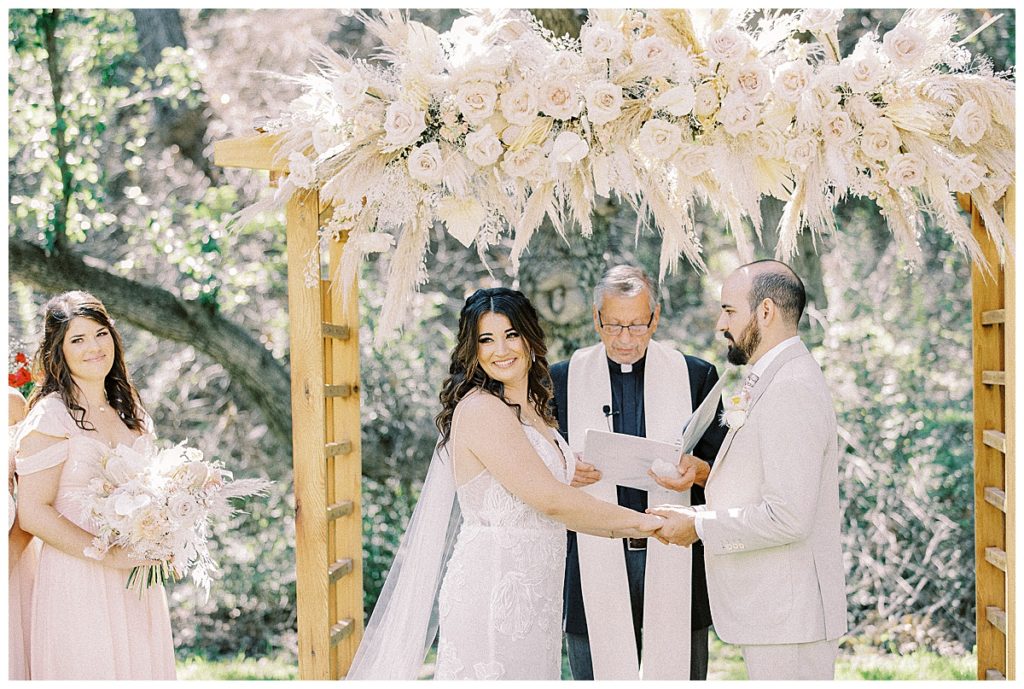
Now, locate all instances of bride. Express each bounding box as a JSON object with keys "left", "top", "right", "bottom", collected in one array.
[{"left": 348, "top": 287, "right": 663, "bottom": 680}]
